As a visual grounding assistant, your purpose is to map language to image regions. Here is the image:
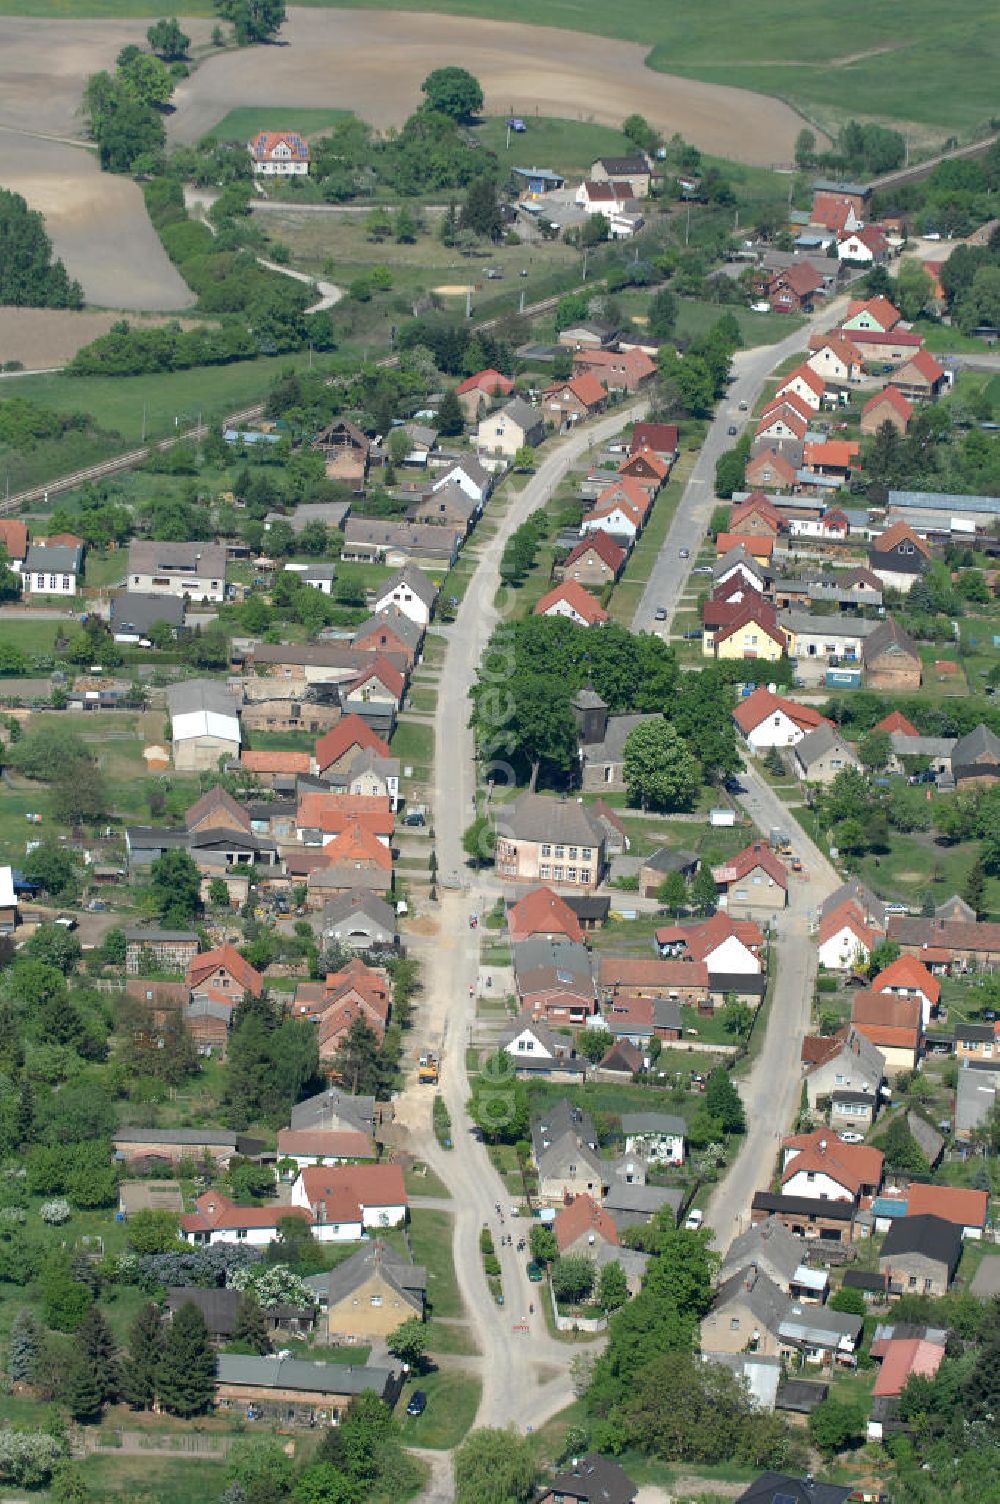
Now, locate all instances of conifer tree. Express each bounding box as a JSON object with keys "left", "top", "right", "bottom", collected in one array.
[{"left": 156, "top": 1301, "right": 215, "bottom": 1417}]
